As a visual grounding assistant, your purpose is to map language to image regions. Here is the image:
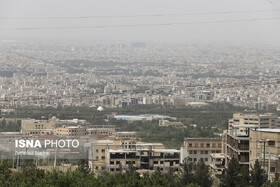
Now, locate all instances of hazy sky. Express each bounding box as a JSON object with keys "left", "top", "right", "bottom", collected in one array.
[{"left": 0, "top": 0, "right": 280, "bottom": 45}]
